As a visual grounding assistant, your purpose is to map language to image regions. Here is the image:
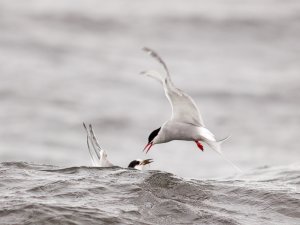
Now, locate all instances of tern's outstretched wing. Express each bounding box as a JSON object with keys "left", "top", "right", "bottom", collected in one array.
[
  {"left": 83, "top": 123, "right": 114, "bottom": 167},
  {"left": 142, "top": 47, "right": 204, "bottom": 127}
]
